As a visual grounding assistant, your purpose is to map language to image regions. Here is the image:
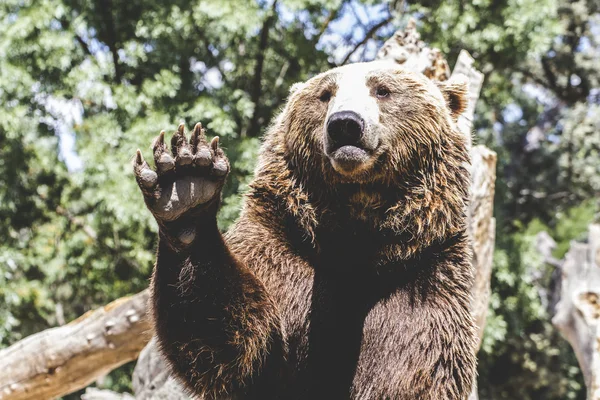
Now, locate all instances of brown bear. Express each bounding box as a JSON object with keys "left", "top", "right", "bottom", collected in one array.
[{"left": 133, "top": 60, "right": 477, "bottom": 400}]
